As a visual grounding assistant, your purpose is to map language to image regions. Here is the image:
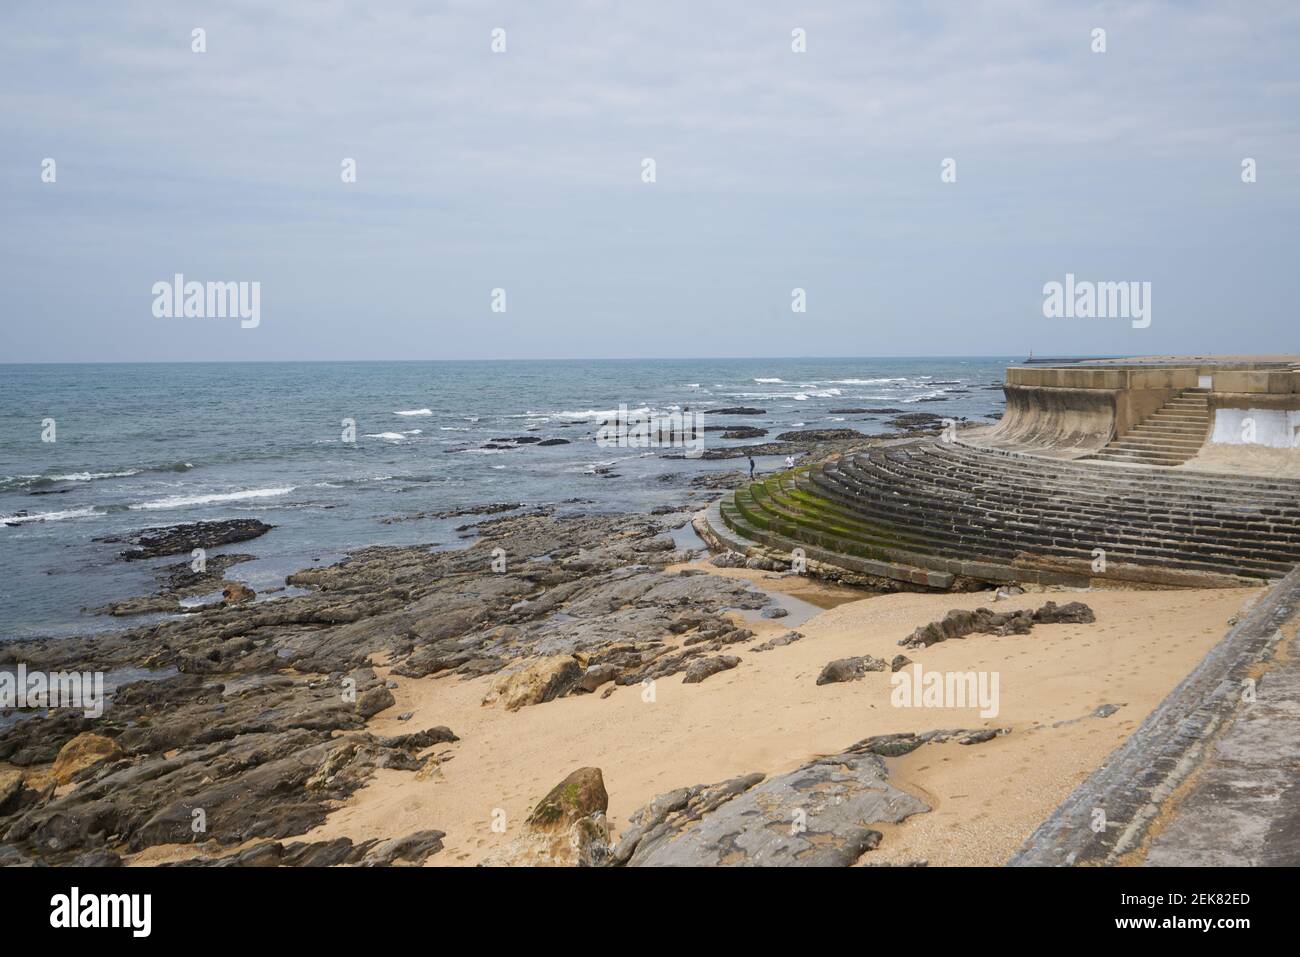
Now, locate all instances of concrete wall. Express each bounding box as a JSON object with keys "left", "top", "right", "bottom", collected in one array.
[
  {"left": 994, "top": 385, "right": 1120, "bottom": 453},
  {"left": 990, "top": 363, "right": 1300, "bottom": 457},
  {"left": 1209, "top": 408, "right": 1300, "bottom": 448},
  {"left": 991, "top": 366, "right": 1195, "bottom": 454},
  {"left": 1208, "top": 371, "right": 1300, "bottom": 448},
  {"left": 1212, "top": 370, "right": 1300, "bottom": 395},
  {"left": 1006, "top": 367, "right": 1196, "bottom": 392}
]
